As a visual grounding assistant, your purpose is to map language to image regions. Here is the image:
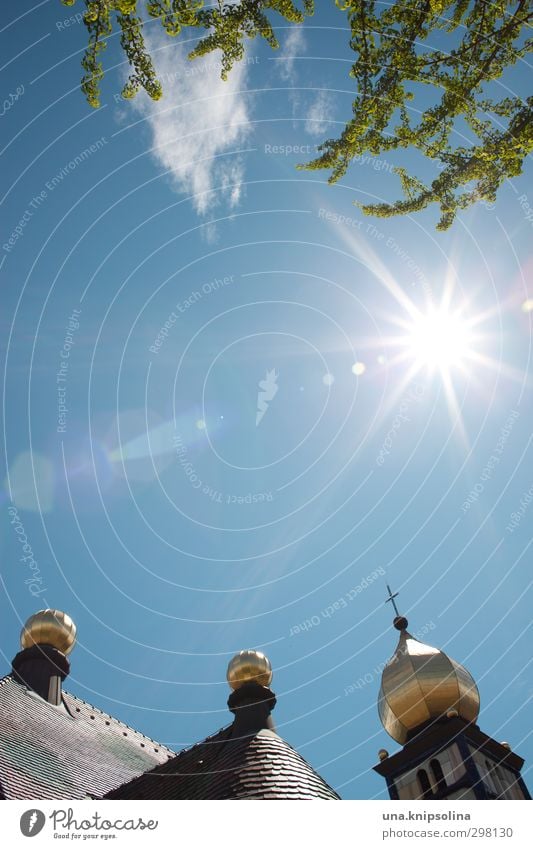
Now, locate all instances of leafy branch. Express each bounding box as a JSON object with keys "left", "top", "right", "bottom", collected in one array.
[{"left": 60, "top": 0, "right": 532, "bottom": 228}]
